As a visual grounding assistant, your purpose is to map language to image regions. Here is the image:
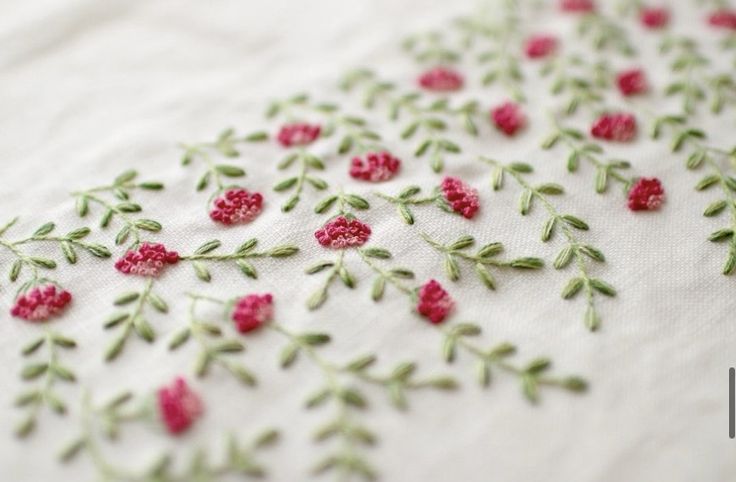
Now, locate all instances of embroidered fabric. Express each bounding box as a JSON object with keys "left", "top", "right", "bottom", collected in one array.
[{"left": 1, "top": 0, "right": 733, "bottom": 481}]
